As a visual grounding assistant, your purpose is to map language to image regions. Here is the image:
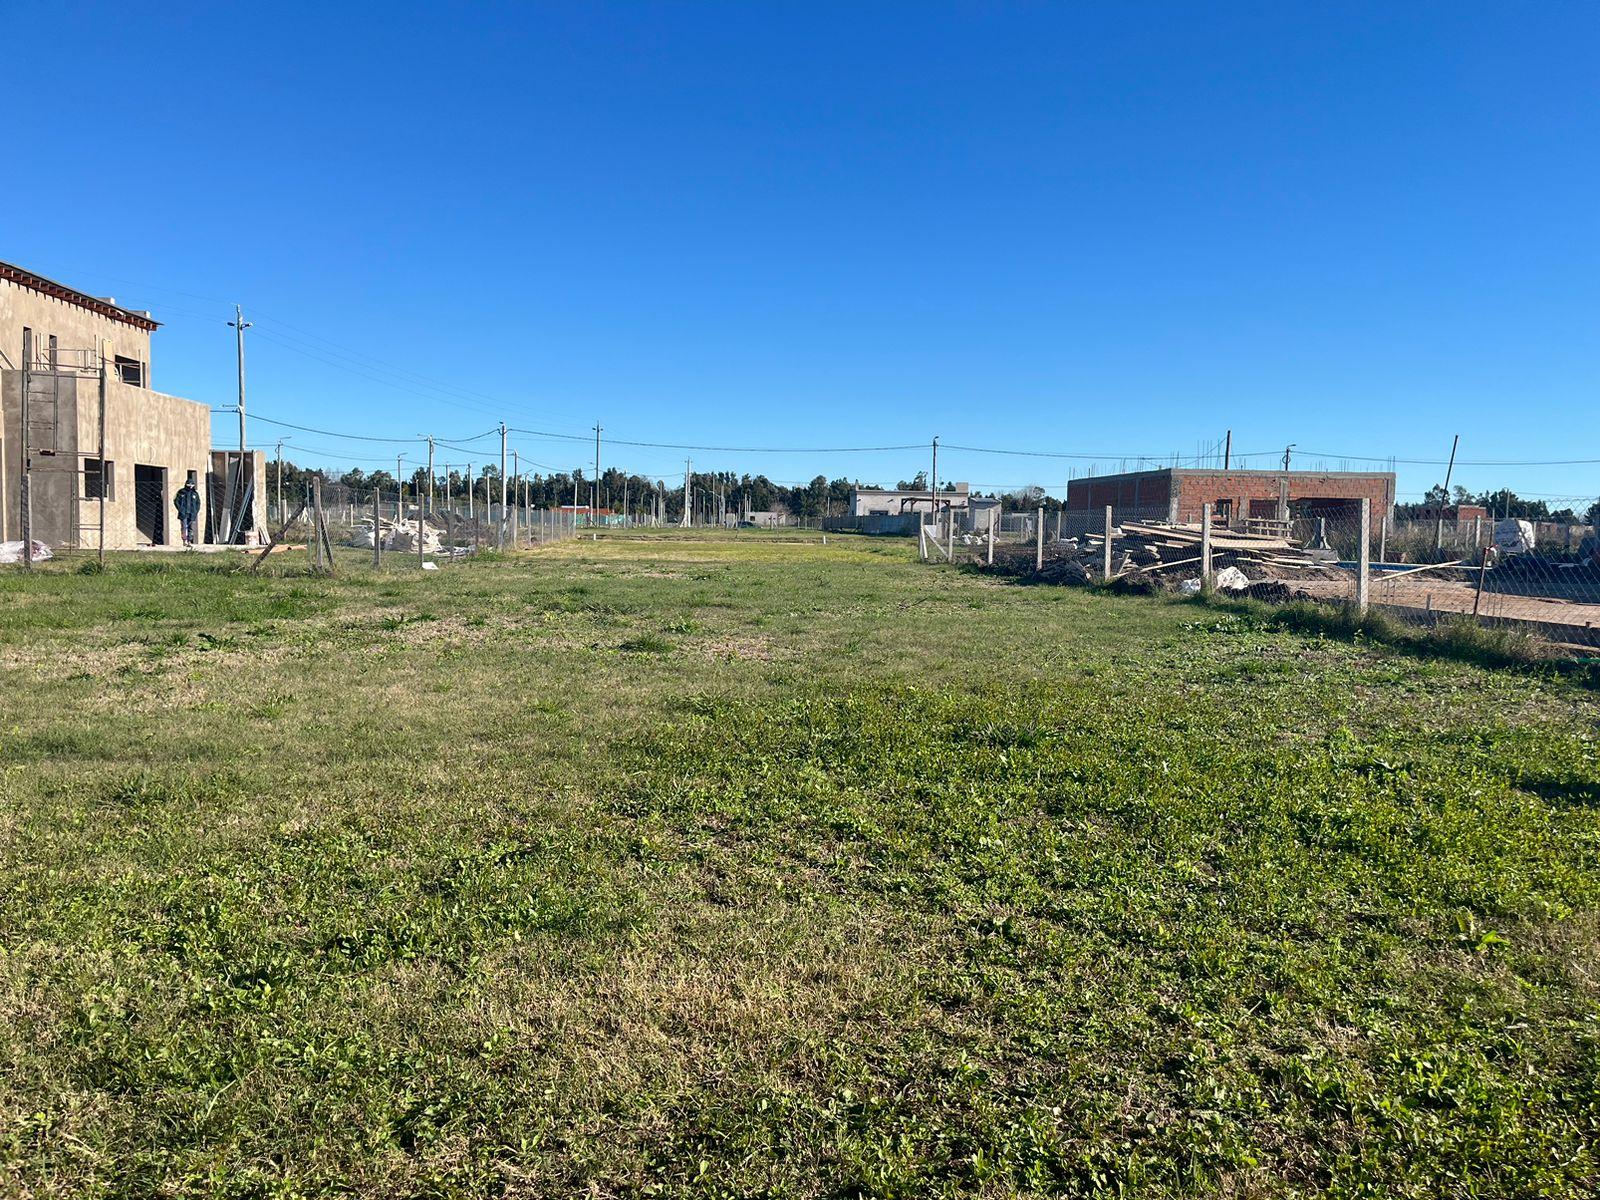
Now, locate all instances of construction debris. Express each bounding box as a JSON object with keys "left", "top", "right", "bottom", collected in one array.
[
  {"left": 348, "top": 516, "right": 446, "bottom": 554},
  {"left": 0, "top": 540, "right": 53, "bottom": 564},
  {"left": 1179, "top": 565, "right": 1252, "bottom": 594},
  {"left": 996, "top": 518, "right": 1352, "bottom": 598}
]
